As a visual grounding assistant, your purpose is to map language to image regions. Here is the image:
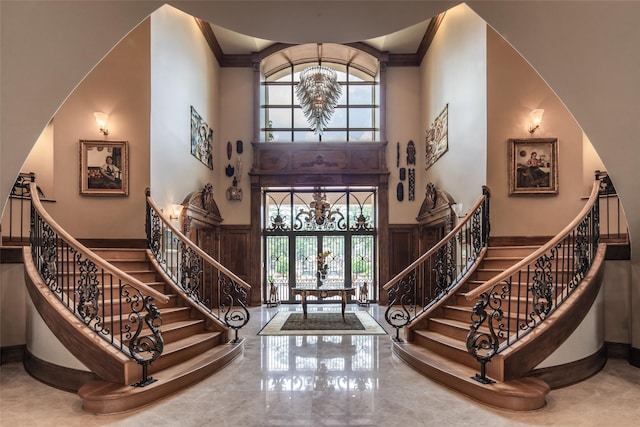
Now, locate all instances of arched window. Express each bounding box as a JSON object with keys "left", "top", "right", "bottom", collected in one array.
[{"left": 259, "top": 44, "right": 381, "bottom": 142}]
